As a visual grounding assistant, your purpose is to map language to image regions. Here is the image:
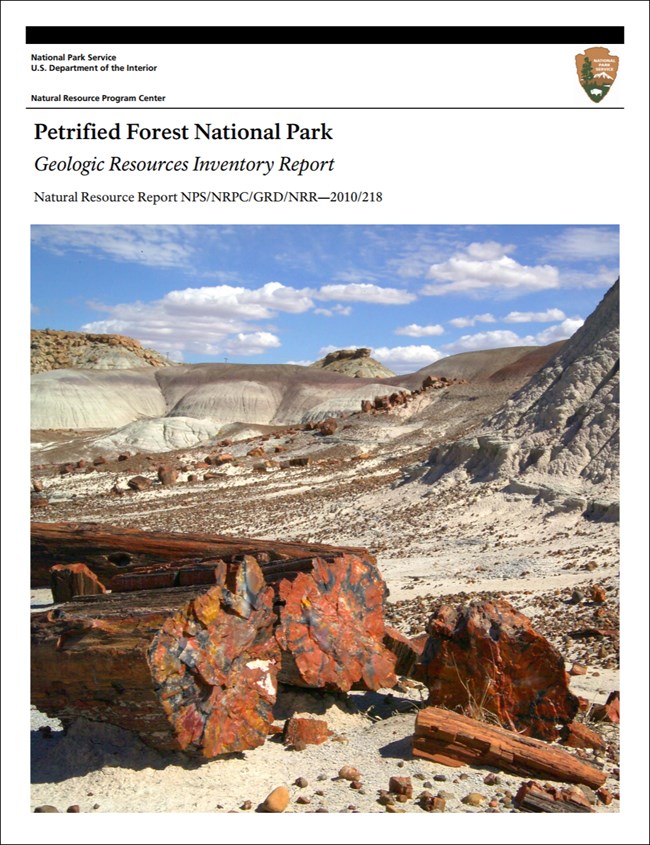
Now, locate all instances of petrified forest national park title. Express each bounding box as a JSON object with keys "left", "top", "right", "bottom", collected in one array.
[{"left": 32, "top": 122, "right": 338, "bottom": 179}]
